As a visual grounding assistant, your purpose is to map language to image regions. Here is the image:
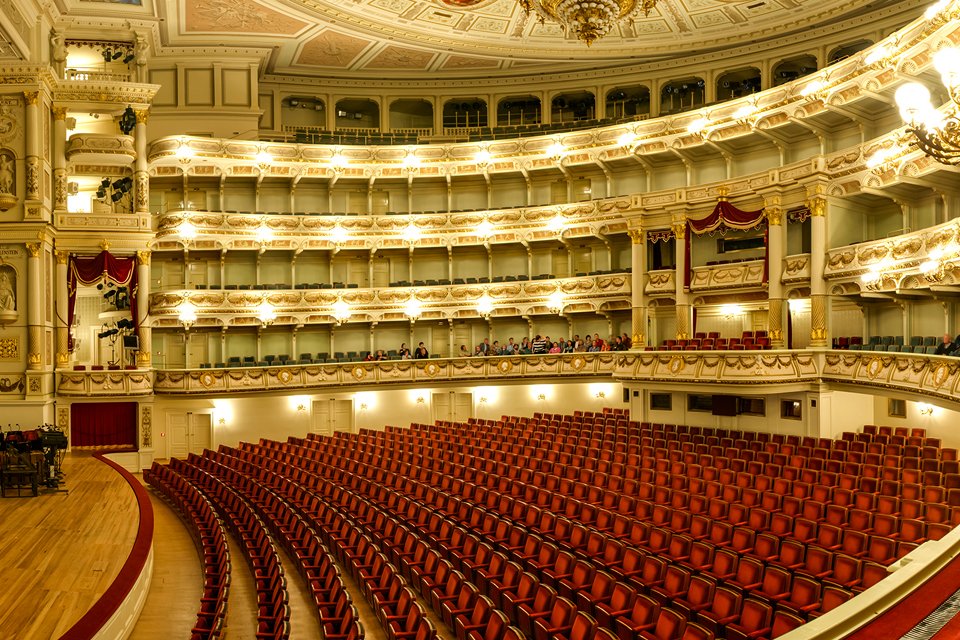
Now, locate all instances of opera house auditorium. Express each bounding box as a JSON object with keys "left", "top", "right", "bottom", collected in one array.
[{"left": 6, "top": 0, "right": 960, "bottom": 638}]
